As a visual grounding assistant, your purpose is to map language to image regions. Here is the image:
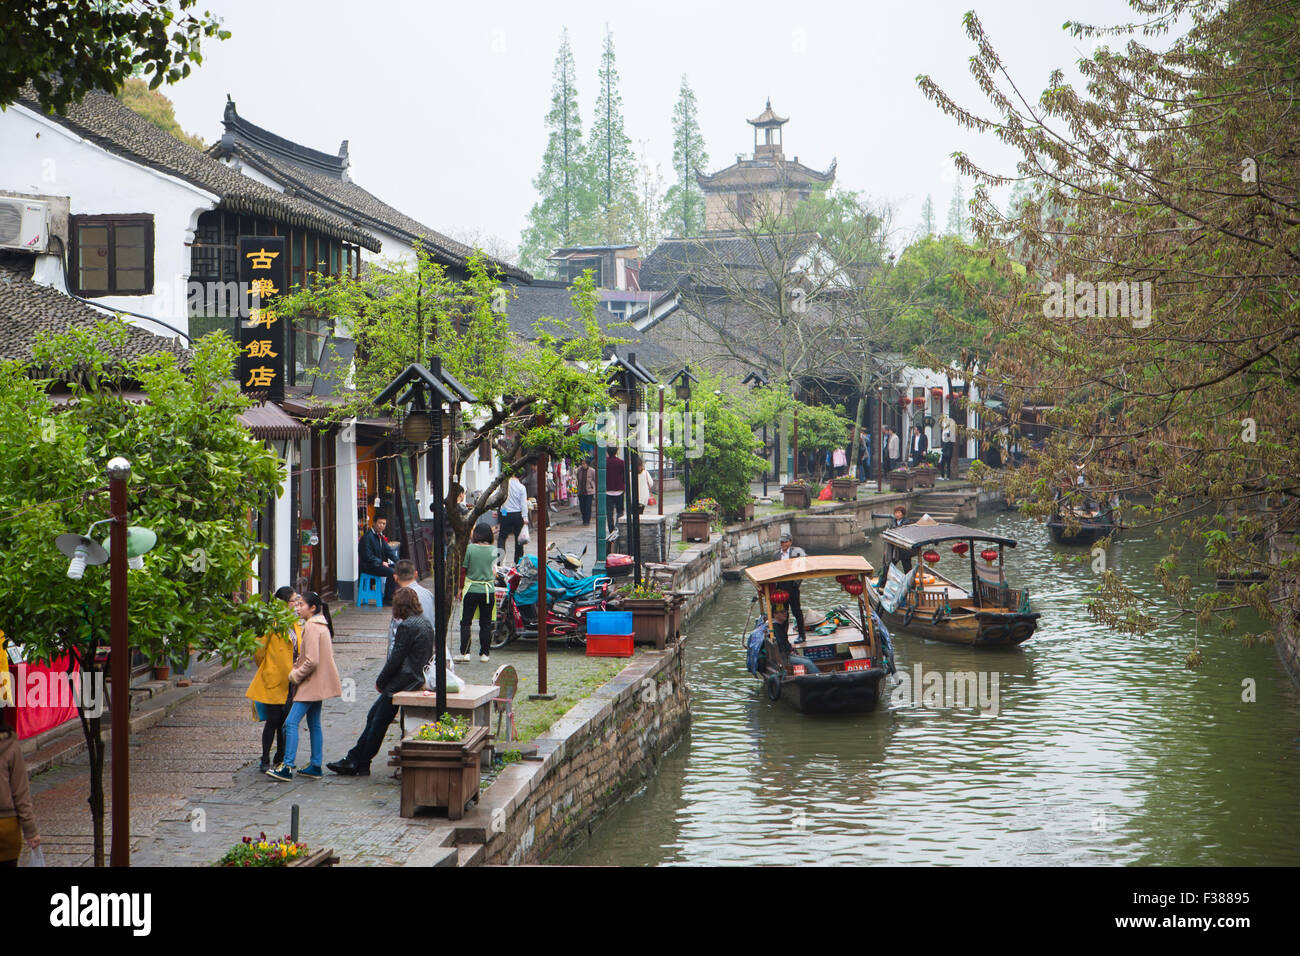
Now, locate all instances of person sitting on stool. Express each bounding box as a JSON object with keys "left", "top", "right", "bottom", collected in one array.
[
  {"left": 360, "top": 514, "right": 398, "bottom": 603},
  {"left": 773, "top": 531, "right": 808, "bottom": 654}
]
